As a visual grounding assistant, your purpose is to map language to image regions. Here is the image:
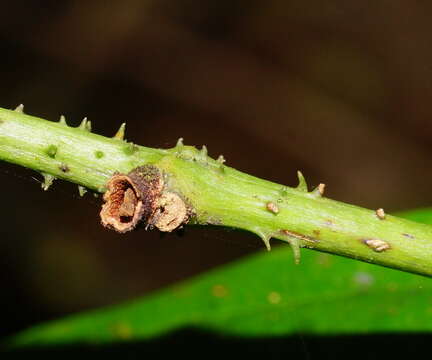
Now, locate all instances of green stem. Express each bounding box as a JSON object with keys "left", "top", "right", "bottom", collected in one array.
[{"left": 1, "top": 106, "right": 432, "bottom": 276}]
